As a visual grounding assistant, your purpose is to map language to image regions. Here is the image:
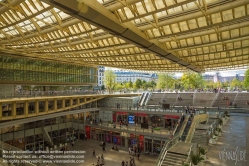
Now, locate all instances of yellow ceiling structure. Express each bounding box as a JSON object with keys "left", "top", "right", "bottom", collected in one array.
[{"left": 0, "top": 0, "right": 249, "bottom": 72}]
